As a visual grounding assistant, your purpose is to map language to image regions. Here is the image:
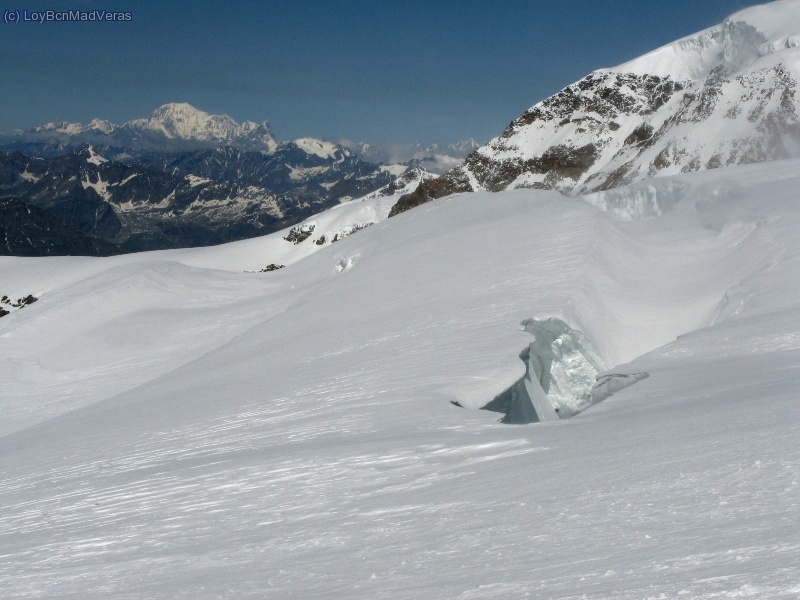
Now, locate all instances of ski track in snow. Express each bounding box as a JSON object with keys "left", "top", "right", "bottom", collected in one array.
[{"left": 1, "top": 160, "right": 799, "bottom": 598}]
